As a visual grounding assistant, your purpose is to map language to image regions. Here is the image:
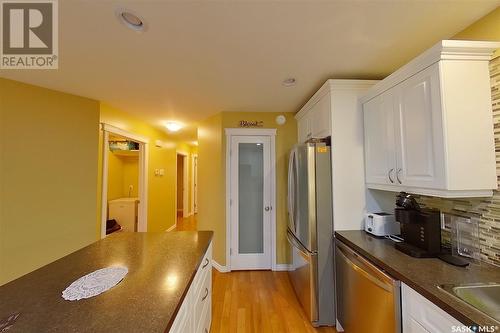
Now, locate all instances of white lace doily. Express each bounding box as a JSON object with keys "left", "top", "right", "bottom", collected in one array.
[{"left": 62, "top": 266, "right": 128, "bottom": 301}]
